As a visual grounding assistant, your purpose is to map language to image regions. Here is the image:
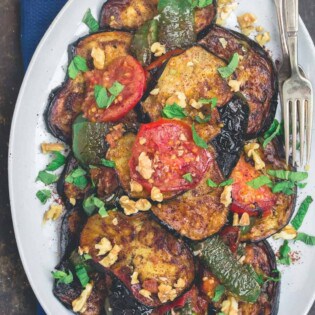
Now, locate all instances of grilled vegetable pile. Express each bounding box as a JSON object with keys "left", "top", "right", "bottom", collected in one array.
[{"left": 38, "top": 1, "right": 313, "bottom": 314}]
